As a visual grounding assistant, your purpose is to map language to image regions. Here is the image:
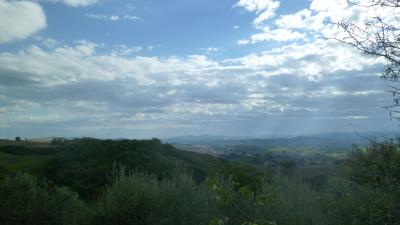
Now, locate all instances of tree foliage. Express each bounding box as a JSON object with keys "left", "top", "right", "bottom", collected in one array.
[
  {"left": 45, "top": 138, "right": 223, "bottom": 198},
  {"left": 90, "top": 168, "right": 216, "bottom": 225},
  {"left": 346, "top": 141, "right": 400, "bottom": 188},
  {"left": 0, "top": 173, "right": 86, "bottom": 225}
]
